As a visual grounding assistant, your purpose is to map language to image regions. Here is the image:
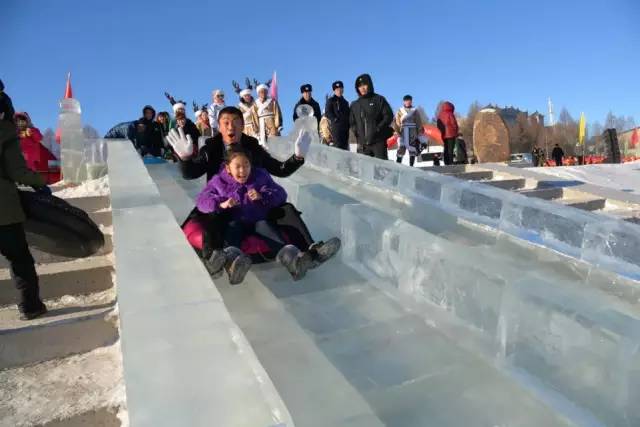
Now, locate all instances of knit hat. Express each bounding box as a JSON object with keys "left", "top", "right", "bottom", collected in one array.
[
  {"left": 332, "top": 81, "right": 344, "bottom": 90},
  {"left": 300, "top": 84, "right": 312, "bottom": 93},
  {"left": 403, "top": 95, "right": 412, "bottom": 101},
  {"left": 172, "top": 102, "right": 186, "bottom": 113}
]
